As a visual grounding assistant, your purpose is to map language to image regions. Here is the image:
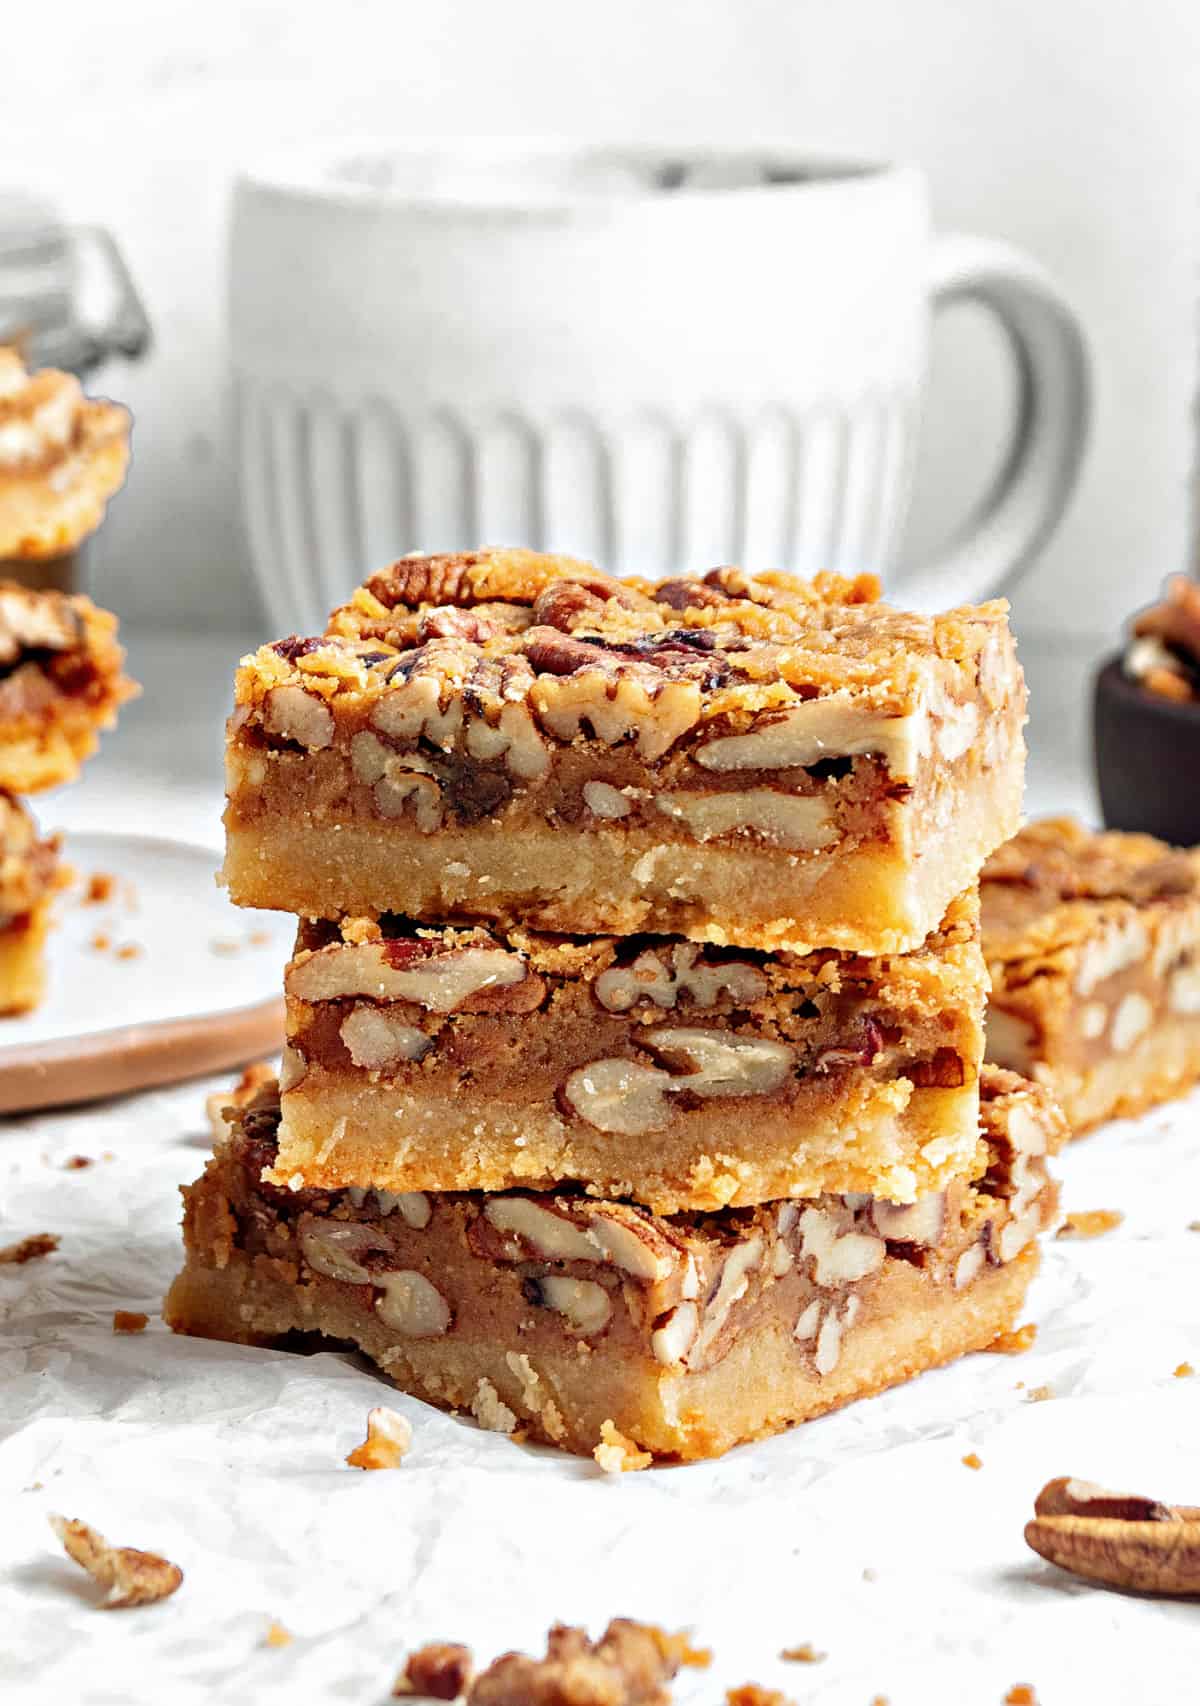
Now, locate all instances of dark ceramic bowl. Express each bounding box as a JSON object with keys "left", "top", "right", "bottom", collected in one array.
[{"left": 1093, "top": 654, "right": 1200, "bottom": 846}]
